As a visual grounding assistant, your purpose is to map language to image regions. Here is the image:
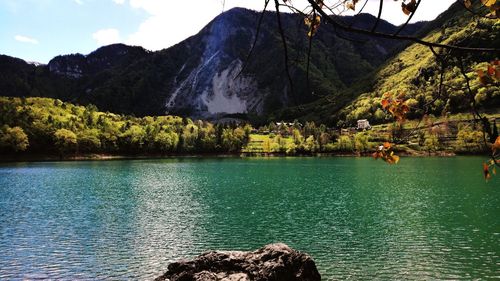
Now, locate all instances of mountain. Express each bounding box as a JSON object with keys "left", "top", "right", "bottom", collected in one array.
[
  {"left": 0, "top": 8, "right": 424, "bottom": 119},
  {"left": 273, "top": 2, "right": 500, "bottom": 125}
]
